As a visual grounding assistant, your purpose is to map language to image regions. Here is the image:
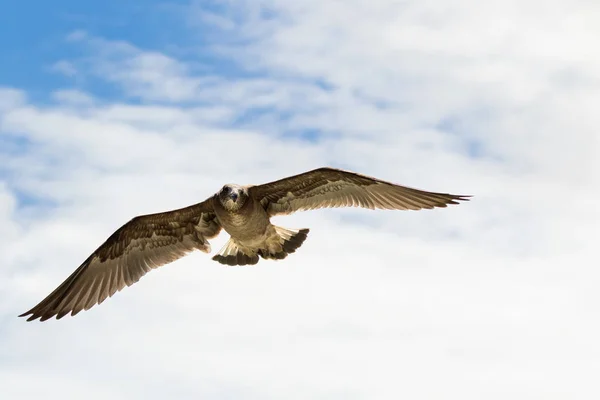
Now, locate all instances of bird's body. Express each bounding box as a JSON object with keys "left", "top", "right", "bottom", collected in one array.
[
  {"left": 19, "top": 167, "right": 471, "bottom": 321},
  {"left": 211, "top": 183, "right": 309, "bottom": 265},
  {"left": 212, "top": 185, "right": 268, "bottom": 242},
  {"left": 210, "top": 189, "right": 268, "bottom": 264}
]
